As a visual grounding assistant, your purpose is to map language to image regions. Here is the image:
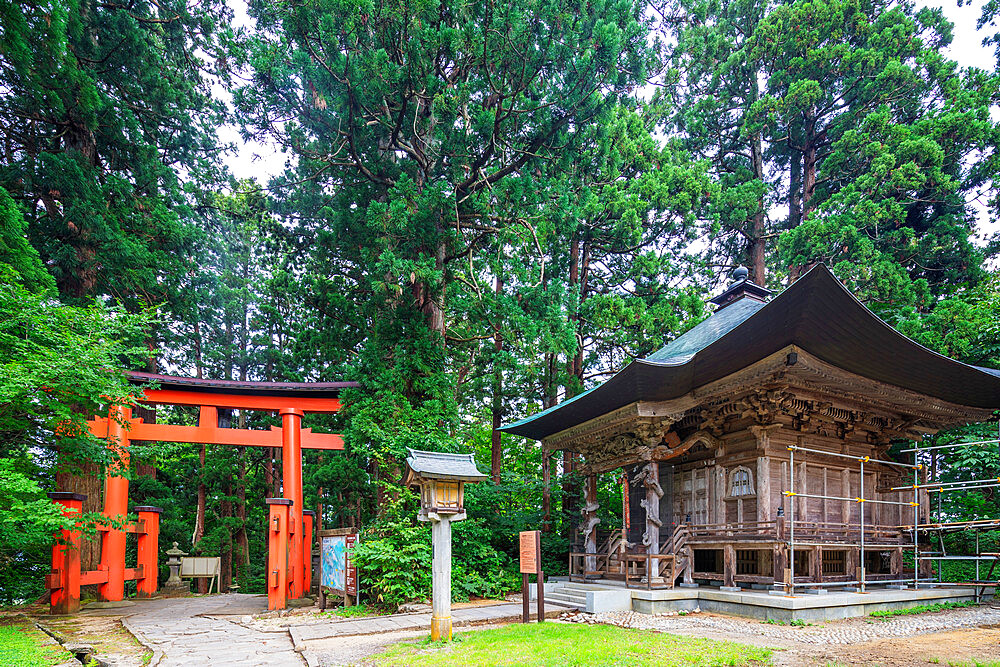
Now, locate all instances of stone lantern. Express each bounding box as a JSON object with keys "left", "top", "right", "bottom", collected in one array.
[
  {"left": 164, "top": 542, "right": 188, "bottom": 593},
  {"left": 405, "top": 449, "right": 486, "bottom": 640}
]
